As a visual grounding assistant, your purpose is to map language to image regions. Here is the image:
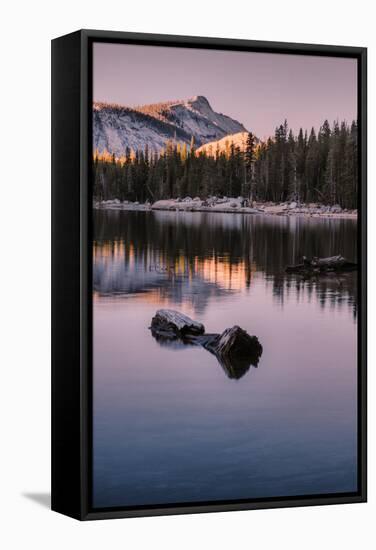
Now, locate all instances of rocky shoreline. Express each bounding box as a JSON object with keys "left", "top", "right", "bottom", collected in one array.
[{"left": 94, "top": 197, "right": 357, "bottom": 219}]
